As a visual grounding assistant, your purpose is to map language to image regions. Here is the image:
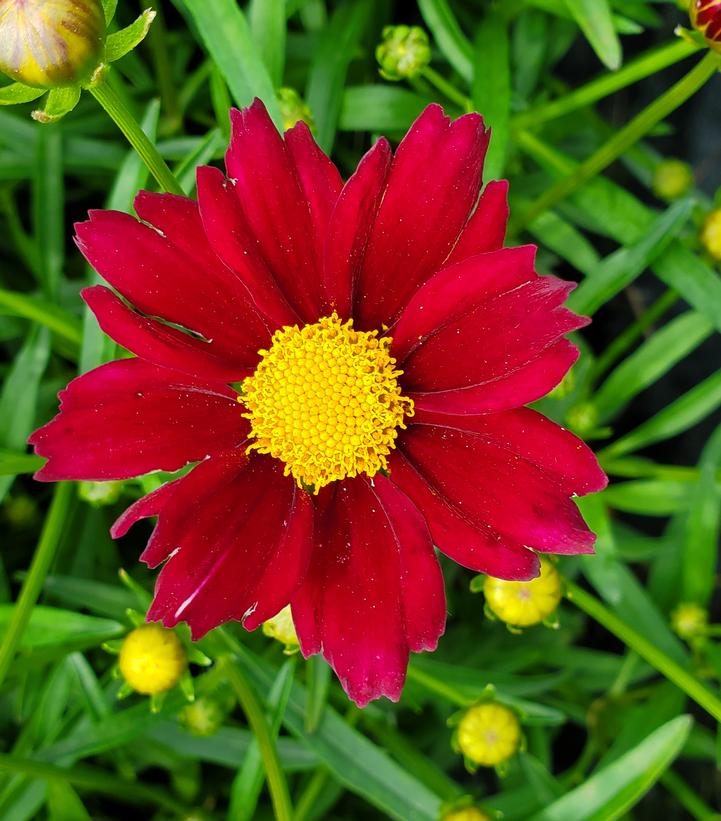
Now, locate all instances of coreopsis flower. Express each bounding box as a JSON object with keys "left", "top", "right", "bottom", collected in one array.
[
  {"left": 30, "top": 101, "right": 606, "bottom": 707},
  {"left": 453, "top": 702, "right": 521, "bottom": 769},
  {"left": 690, "top": 1, "right": 721, "bottom": 52}
]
